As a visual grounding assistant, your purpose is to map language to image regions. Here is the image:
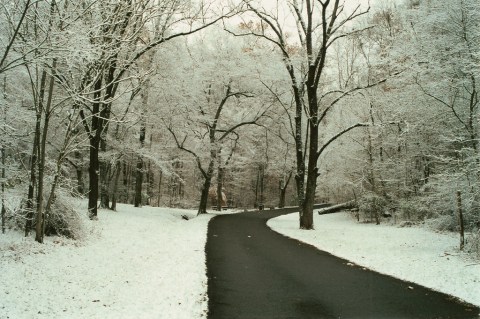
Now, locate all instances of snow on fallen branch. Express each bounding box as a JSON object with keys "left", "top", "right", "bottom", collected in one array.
[{"left": 317, "top": 200, "right": 356, "bottom": 215}]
